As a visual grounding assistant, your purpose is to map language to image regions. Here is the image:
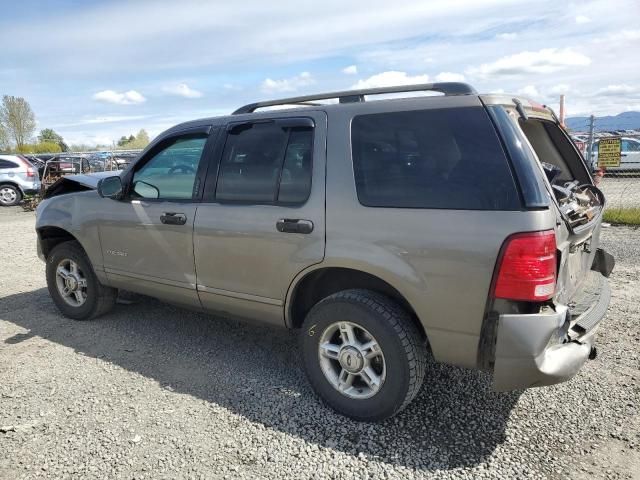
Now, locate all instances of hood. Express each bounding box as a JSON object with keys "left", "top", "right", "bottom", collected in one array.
[
  {"left": 43, "top": 171, "right": 122, "bottom": 199},
  {"left": 65, "top": 171, "right": 123, "bottom": 188}
]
